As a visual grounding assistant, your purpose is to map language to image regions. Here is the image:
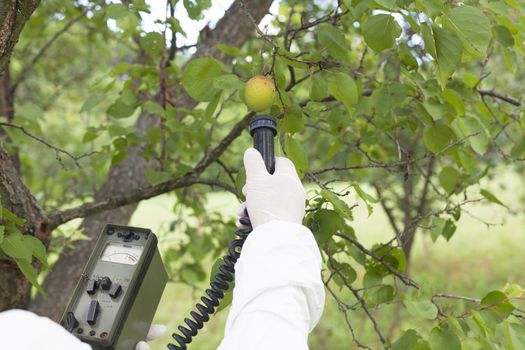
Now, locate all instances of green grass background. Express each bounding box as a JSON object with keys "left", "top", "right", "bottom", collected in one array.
[{"left": 127, "top": 171, "right": 525, "bottom": 350}]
